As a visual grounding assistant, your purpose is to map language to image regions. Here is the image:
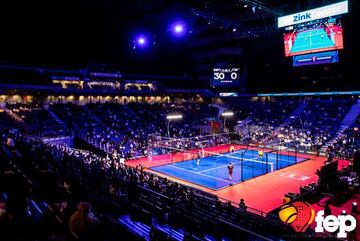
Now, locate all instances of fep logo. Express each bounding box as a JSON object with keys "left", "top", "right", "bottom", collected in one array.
[
  {"left": 279, "top": 201, "right": 357, "bottom": 238},
  {"left": 315, "top": 210, "right": 357, "bottom": 238}
]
